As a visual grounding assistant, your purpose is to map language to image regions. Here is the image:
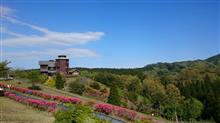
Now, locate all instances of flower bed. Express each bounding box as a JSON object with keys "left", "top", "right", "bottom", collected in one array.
[
  {"left": 95, "top": 103, "right": 138, "bottom": 121},
  {"left": 94, "top": 103, "right": 153, "bottom": 122},
  {"left": 95, "top": 103, "right": 114, "bottom": 114},
  {"left": 0, "top": 82, "right": 153, "bottom": 123},
  {"left": 4, "top": 91, "right": 57, "bottom": 112},
  {"left": 0, "top": 82, "right": 81, "bottom": 104}
]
